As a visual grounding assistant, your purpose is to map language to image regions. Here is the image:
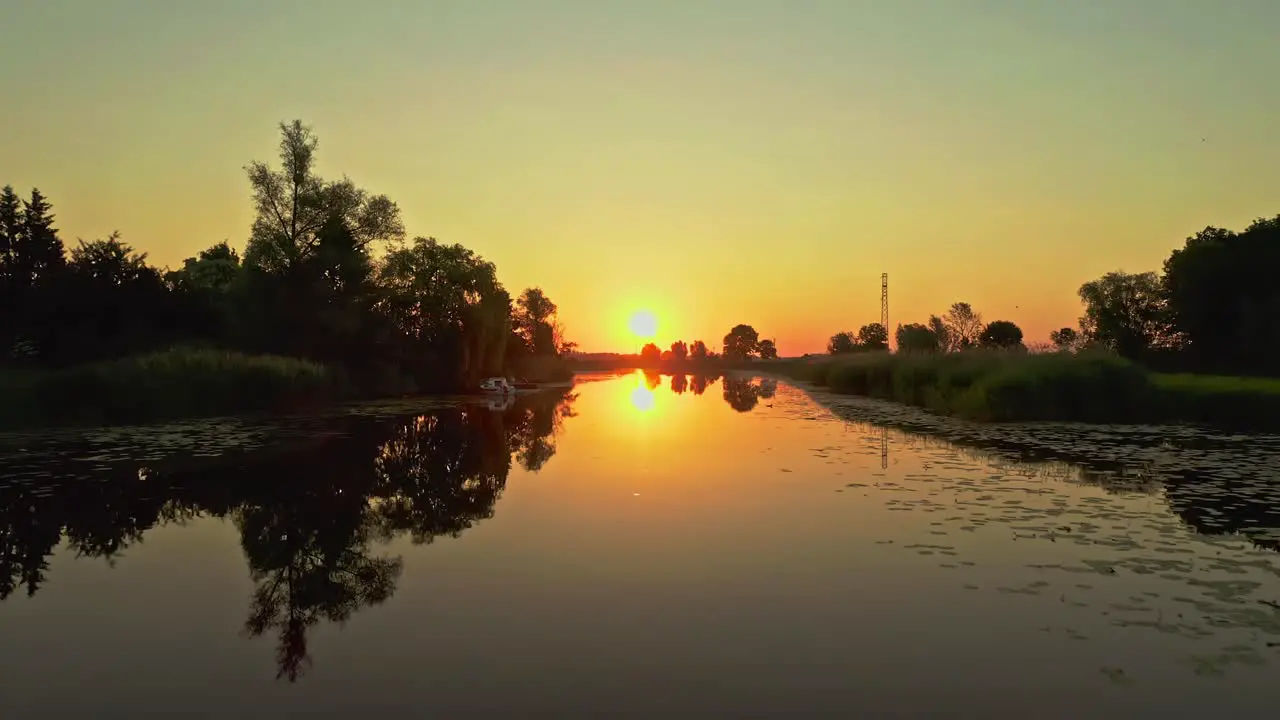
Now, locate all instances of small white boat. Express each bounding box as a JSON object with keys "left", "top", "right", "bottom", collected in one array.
[{"left": 479, "top": 377, "right": 514, "bottom": 395}]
